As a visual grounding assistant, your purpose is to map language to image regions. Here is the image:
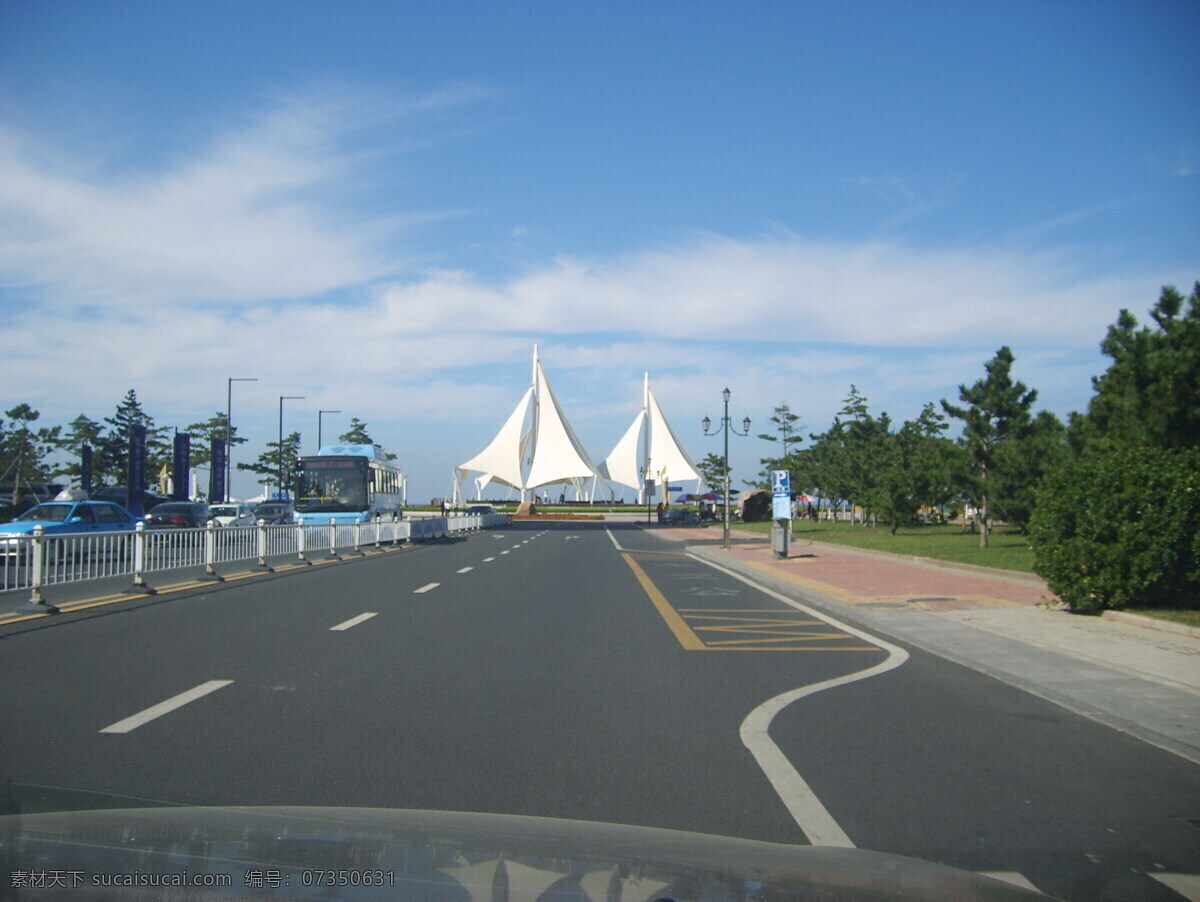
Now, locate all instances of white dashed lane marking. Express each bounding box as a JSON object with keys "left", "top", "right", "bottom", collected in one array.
[
  {"left": 99, "top": 681, "right": 234, "bottom": 734},
  {"left": 330, "top": 613, "right": 377, "bottom": 631}
]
